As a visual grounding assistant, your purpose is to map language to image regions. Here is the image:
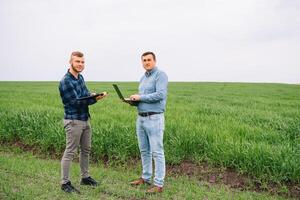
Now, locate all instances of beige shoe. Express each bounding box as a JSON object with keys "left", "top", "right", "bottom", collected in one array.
[
  {"left": 146, "top": 186, "right": 163, "bottom": 194},
  {"left": 129, "top": 178, "right": 150, "bottom": 186}
]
